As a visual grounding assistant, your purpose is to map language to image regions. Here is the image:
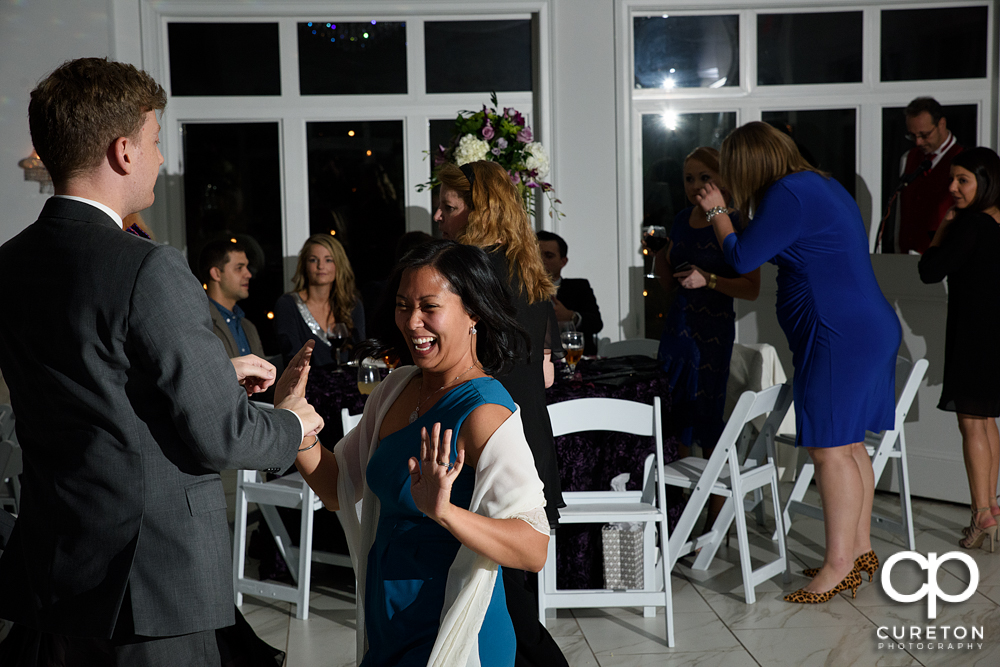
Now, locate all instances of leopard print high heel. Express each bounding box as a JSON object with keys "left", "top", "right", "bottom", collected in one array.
[
  {"left": 802, "top": 551, "right": 879, "bottom": 581},
  {"left": 784, "top": 568, "right": 863, "bottom": 604}
]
